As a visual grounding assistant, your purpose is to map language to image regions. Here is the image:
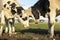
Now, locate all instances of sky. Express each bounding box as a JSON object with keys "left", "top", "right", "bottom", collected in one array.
[{"left": 17, "top": 0, "right": 38, "bottom": 10}]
